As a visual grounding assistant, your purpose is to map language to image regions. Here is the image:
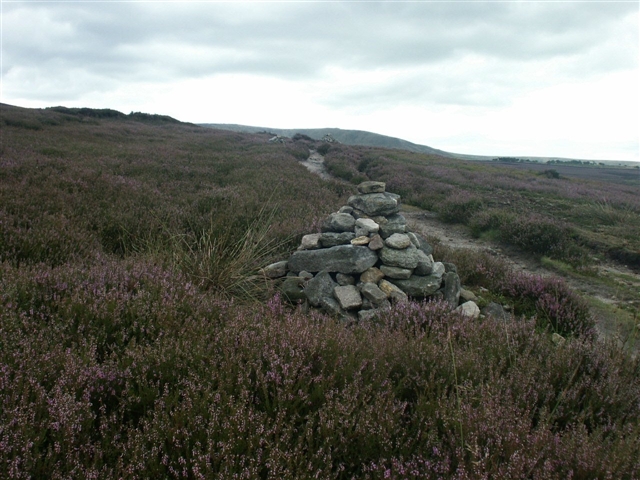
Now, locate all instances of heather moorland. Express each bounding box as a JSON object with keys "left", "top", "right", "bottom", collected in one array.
[{"left": 1, "top": 104, "right": 639, "bottom": 479}]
